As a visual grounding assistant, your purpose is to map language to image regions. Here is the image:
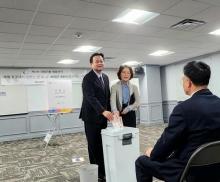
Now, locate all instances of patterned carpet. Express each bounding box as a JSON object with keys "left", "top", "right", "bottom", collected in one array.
[{"left": 0, "top": 124, "right": 166, "bottom": 182}]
